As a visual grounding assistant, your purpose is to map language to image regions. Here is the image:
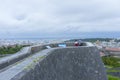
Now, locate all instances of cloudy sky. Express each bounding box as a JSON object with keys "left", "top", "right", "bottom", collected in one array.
[{"left": 0, "top": 0, "right": 120, "bottom": 39}]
